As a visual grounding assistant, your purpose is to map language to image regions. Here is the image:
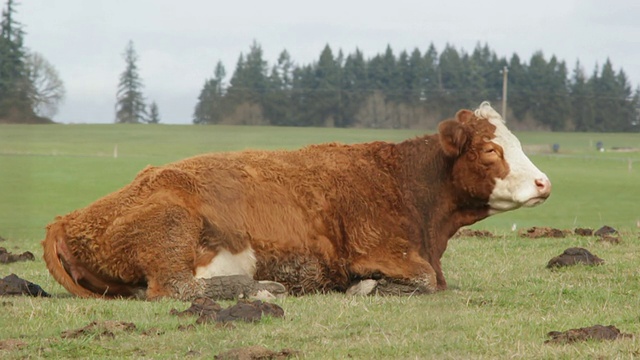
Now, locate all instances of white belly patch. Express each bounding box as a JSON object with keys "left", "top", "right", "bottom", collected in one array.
[{"left": 195, "top": 247, "right": 257, "bottom": 279}]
